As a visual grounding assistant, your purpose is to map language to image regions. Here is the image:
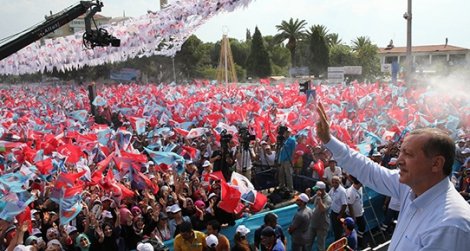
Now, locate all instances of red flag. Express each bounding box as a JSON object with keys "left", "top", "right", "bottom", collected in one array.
[
  {"left": 58, "top": 144, "right": 83, "bottom": 164},
  {"left": 218, "top": 180, "right": 241, "bottom": 213},
  {"left": 35, "top": 158, "right": 53, "bottom": 175},
  {"left": 173, "top": 127, "right": 189, "bottom": 137},
  {"left": 16, "top": 206, "right": 32, "bottom": 233},
  {"left": 181, "top": 146, "right": 197, "bottom": 159},
  {"left": 116, "top": 183, "right": 135, "bottom": 199},
  {"left": 203, "top": 171, "right": 226, "bottom": 183},
  {"left": 64, "top": 184, "right": 85, "bottom": 198},
  {"left": 250, "top": 192, "right": 268, "bottom": 213},
  {"left": 55, "top": 170, "right": 86, "bottom": 189},
  {"left": 121, "top": 151, "right": 148, "bottom": 164}
]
